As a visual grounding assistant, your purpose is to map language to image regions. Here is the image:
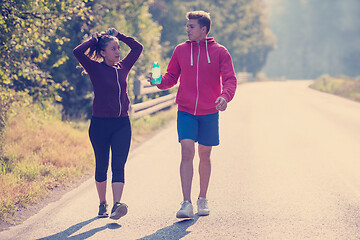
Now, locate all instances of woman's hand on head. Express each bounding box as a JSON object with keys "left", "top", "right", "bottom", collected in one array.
[
  {"left": 106, "top": 28, "right": 119, "bottom": 37},
  {"left": 92, "top": 32, "right": 100, "bottom": 42}
]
